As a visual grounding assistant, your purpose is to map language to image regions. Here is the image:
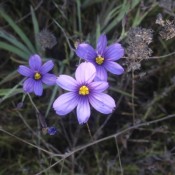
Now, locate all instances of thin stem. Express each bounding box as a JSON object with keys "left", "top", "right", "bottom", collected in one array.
[
  {"left": 53, "top": 19, "right": 74, "bottom": 52},
  {"left": 115, "top": 137, "right": 123, "bottom": 175},
  {"left": 21, "top": 93, "right": 26, "bottom": 103},
  {"left": 60, "top": 158, "right": 65, "bottom": 175},
  {"left": 35, "top": 113, "right": 175, "bottom": 174},
  {"left": 3, "top": 112, "right": 175, "bottom": 175},
  {"left": 131, "top": 69, "right": 135, "bottom": 124},
  {"left": 149, "top": 51, "right": 175, "bottom": 59},
  {"left": 76, "top": 0, "right": 82, "bottom": 33},
  {"left": 71, "top": 154, "right": 75, "bottom": 175},
  {"left": 27, "top": 93, "right": 42, "bottom": 163},
  {"left": 0, "top": 127, "right": 61, "bottom": 156},
  {"left": 86, "top": 123, "right": 93, "bottom": 140},
  {"left": 27, "top": 93, "right": 39, "bottom": 113},
  {"left": 86, "top": 123, "right": 101, "bottom": 172},
  {"left": 123, "top": 50, "right": 175, "bottom": 60},
  {"left": 1, "top": 0, "right": 43, "bottom": 28}
]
